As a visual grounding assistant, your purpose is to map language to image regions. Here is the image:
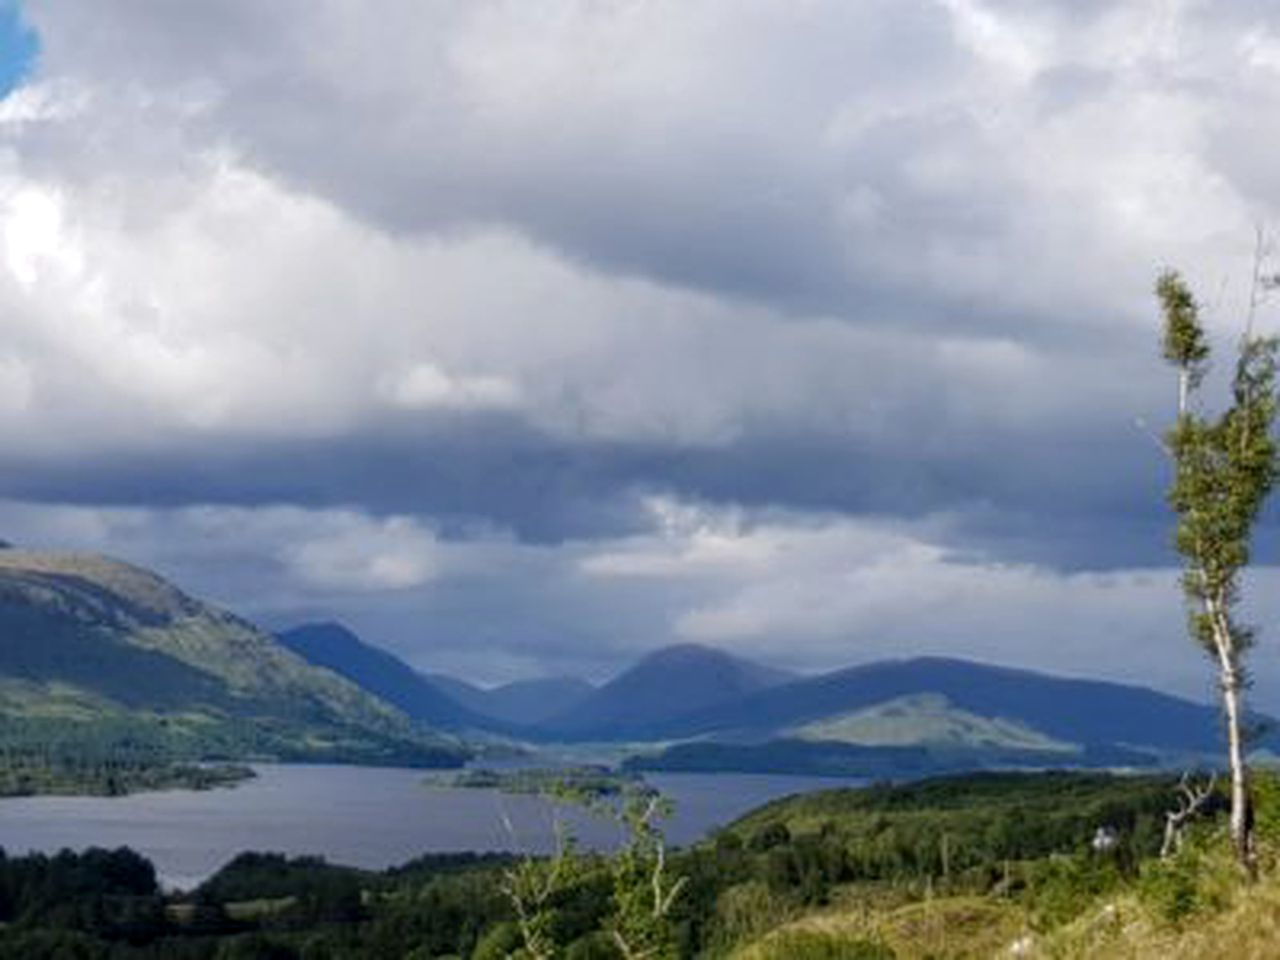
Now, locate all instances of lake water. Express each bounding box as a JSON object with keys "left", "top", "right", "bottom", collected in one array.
[{"left": 0, "top": 764, "right": 853, "bottom": 889}]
